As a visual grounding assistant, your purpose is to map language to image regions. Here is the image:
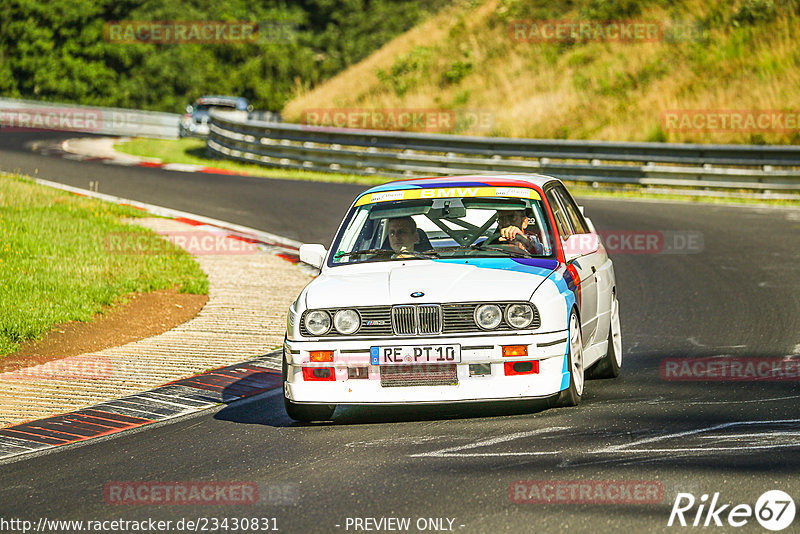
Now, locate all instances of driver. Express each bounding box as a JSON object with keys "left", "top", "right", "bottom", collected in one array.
[
  {"left": 386, "top": 216, "right": 419, "bottom": 255},
  {"left": 496, "top": 209, "right": 545, "bottom": 255}
]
